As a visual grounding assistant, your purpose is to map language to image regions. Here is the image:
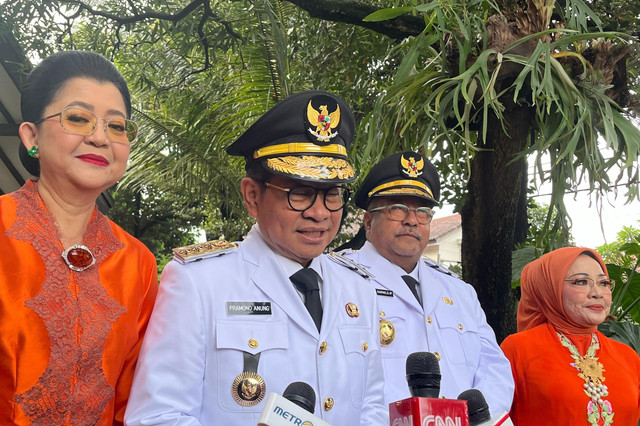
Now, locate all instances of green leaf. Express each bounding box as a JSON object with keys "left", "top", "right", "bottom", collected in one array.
[
  {"left": 511, "top": 246, "right": 541, "bottom": 284},
  {"left": 598, "top": 321, "right": 640, "bottom": 355},
  {"left": 363, "top": 7, "right": 414, "bottom": 22},
  {"left": 620, "top": 242, "right": 640, "bottom": 256}
]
